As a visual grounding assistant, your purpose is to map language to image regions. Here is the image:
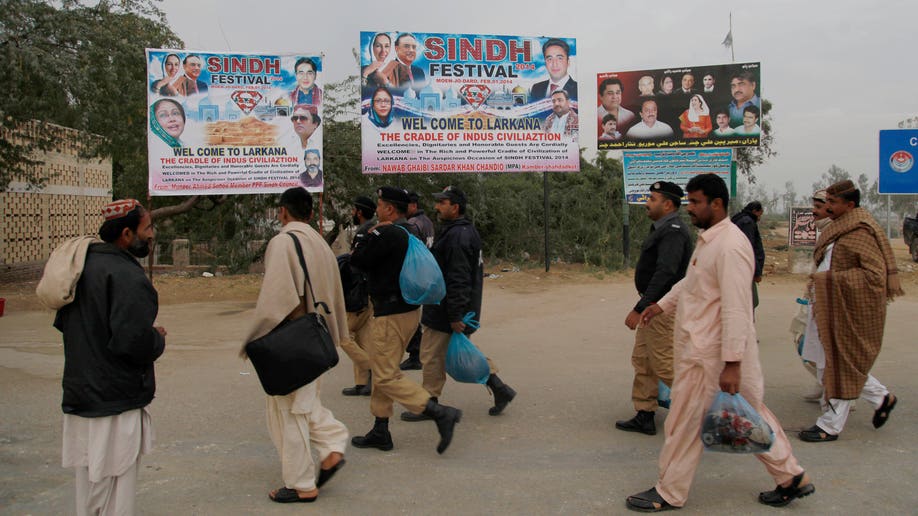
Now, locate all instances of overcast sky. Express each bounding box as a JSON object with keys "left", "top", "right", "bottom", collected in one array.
[{"left": 159, "top": 0, "right": 918, "bottom": 195}]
